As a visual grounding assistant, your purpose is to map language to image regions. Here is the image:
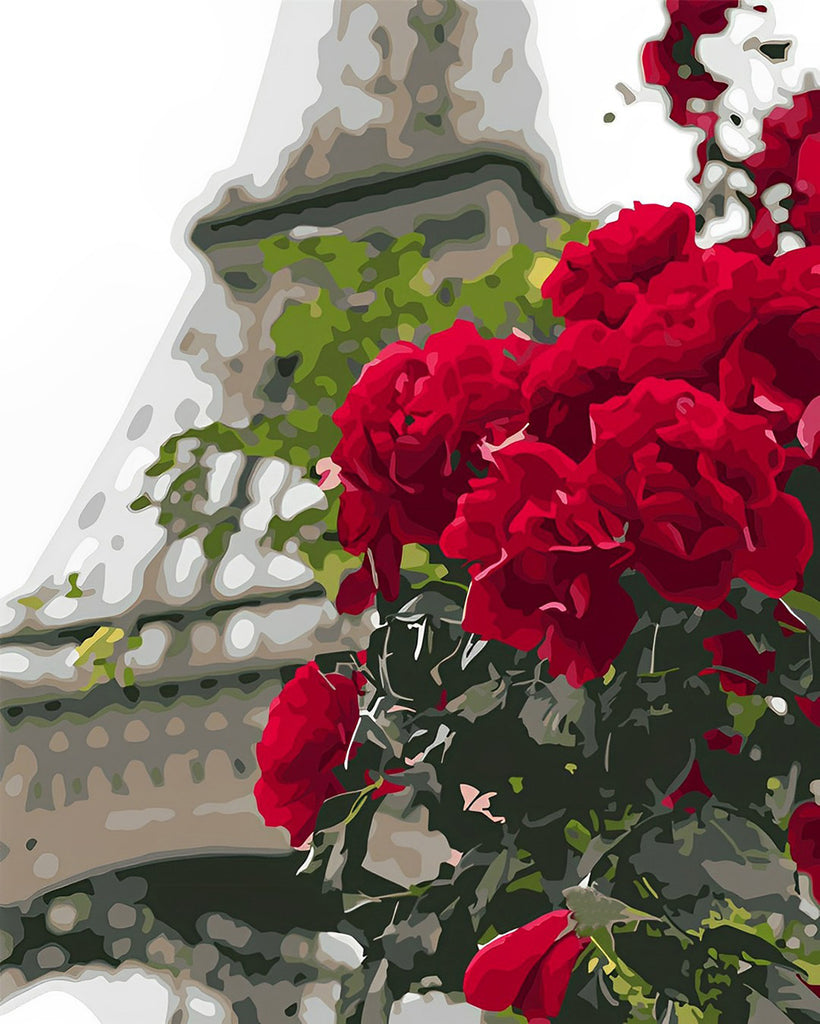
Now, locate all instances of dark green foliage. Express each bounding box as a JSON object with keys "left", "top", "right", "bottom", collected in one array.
[{"left": 306, "top": 576, "right": 820, "bottom": 1020}]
